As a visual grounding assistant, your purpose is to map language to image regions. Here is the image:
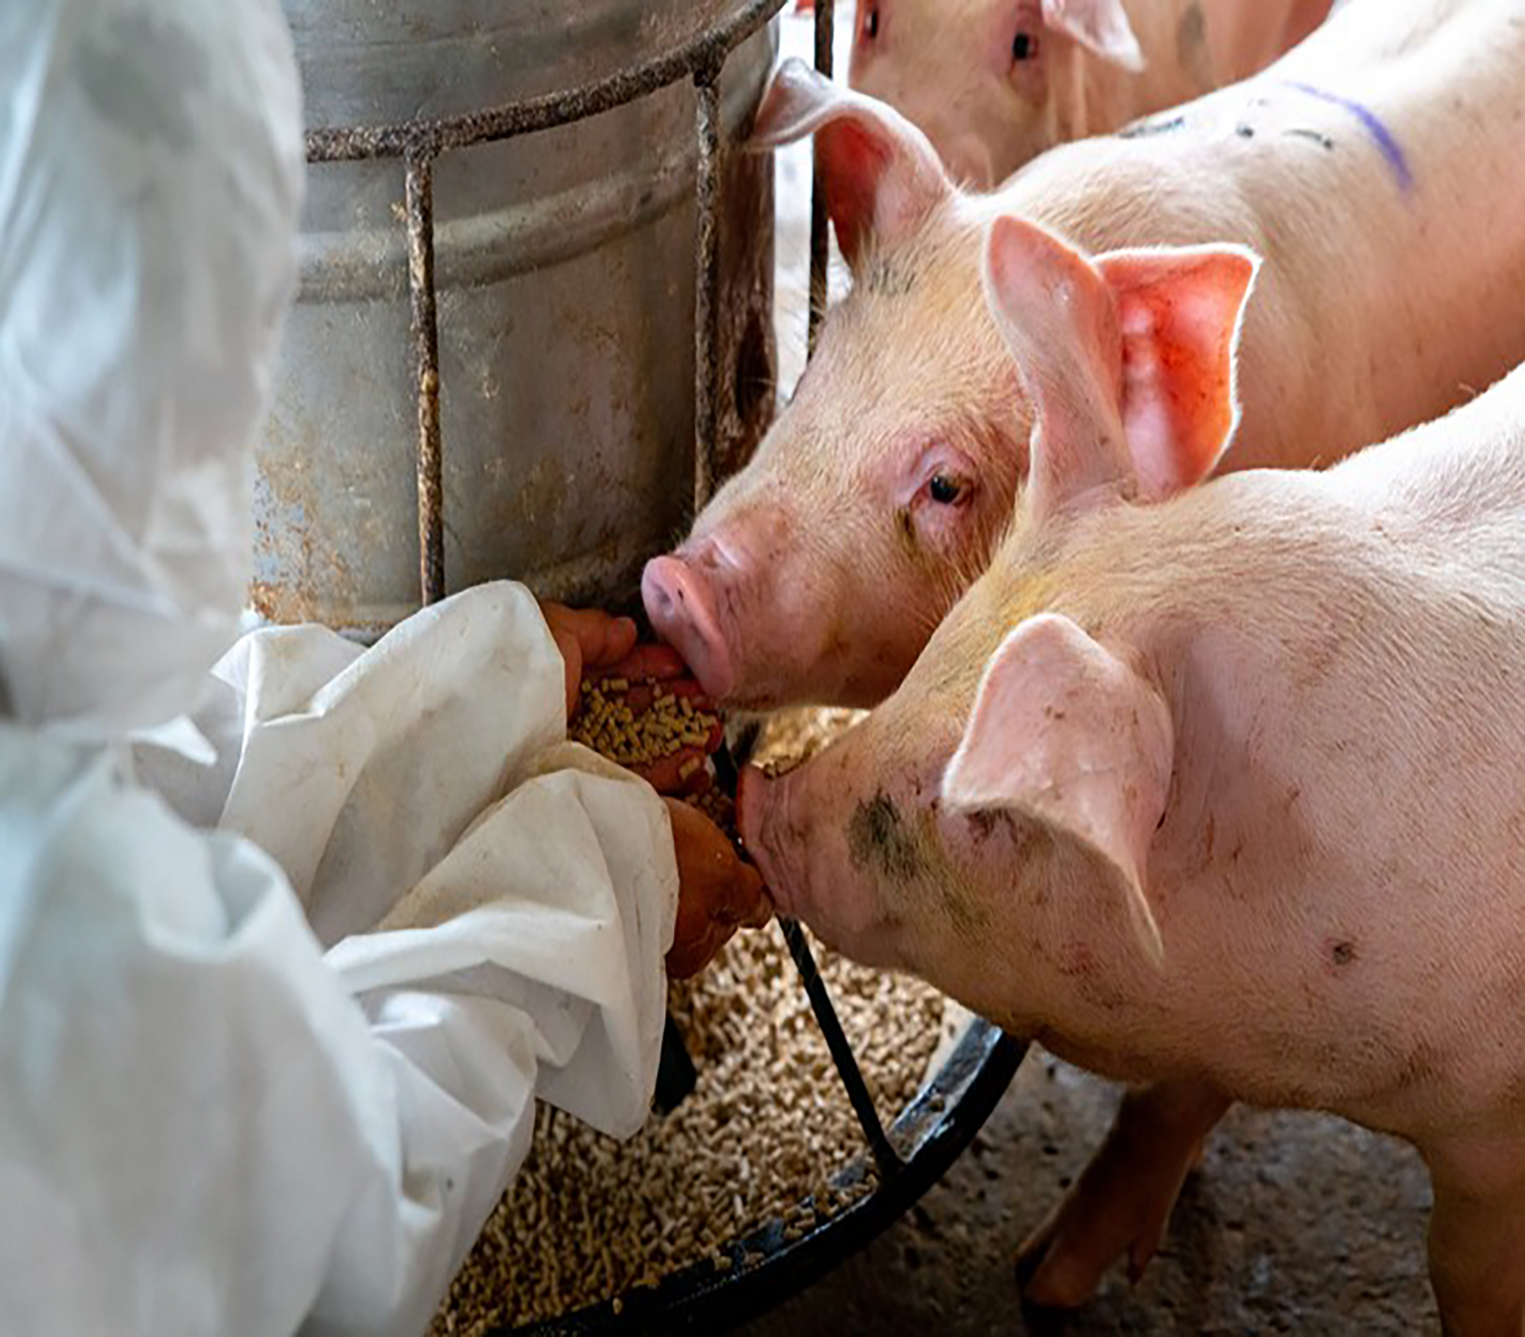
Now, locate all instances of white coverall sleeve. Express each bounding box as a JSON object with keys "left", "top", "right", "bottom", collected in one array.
[
  {"left": 0, "top": 713, "right": 675, "bottom": 1337},
  {"left": 118, "top": 582, "right": 680, "bottom": 1335},
  {"left": 1, "top": 0, "right": 680, "bottom": 1329}
]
